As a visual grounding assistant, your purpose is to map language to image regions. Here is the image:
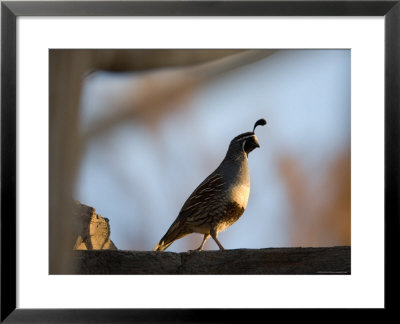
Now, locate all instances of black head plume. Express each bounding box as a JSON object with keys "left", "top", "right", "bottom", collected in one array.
[{"left": 253, "top": 118, "right": 267, "bottom": 133}]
